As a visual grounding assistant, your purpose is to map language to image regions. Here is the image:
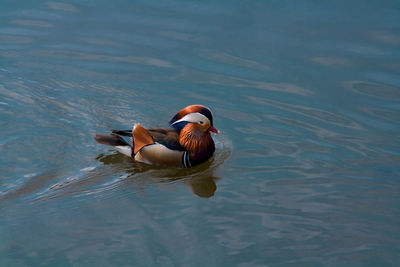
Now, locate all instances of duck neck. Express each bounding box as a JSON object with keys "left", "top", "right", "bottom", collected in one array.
[{"left": 179, "top": 126, "right": 215, "bottom": 163}]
